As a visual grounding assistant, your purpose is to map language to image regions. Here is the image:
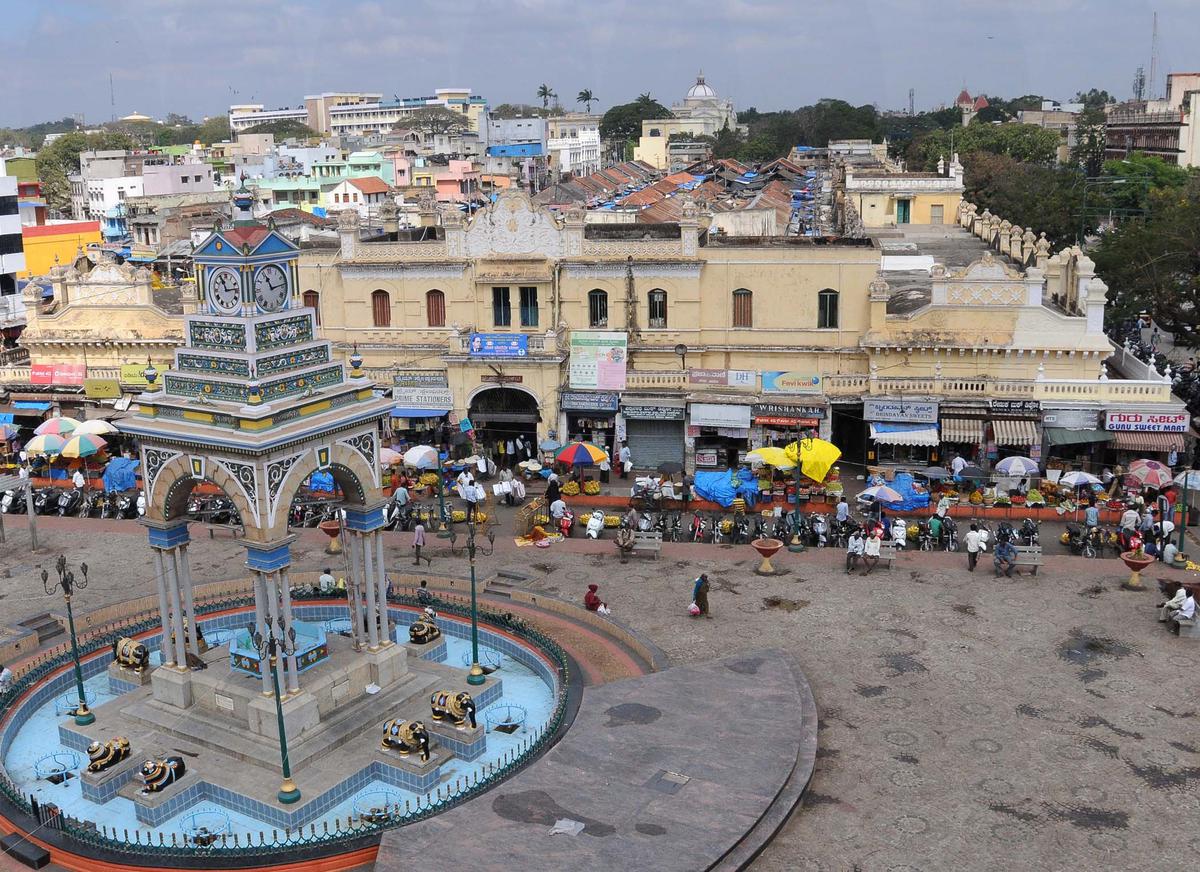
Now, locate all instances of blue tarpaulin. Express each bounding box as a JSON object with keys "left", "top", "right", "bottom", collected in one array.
[
  {"left": 309, "top": 470, "right": 335, "bottom": 493},
  {"left": 0, "top": 414, "right": 12, "bottom": 424},
  {"left": 693, "top": 468, "right": 761, "bottom": 508},
  {"left": 878, "top": 472, "right": 930, "bottom": 511},
  {"left": 103, "top": 457, "right": 140, "bottom": 493},
  {"left": 14, "top": 401, "right": 50, "bottom": 410}
]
